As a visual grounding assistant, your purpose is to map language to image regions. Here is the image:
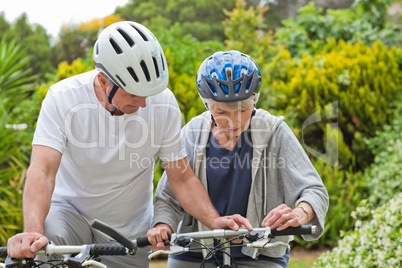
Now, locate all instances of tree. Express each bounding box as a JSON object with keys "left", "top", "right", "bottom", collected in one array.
[
  {"left": 115, "top": 0, "right": 236, "bottom": 41},
  {"left": 53, "top": 14, "right": 123, "bottom": 64},
  {"left": 0, "top": 13, "right": 55, "bottom": 82}
]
